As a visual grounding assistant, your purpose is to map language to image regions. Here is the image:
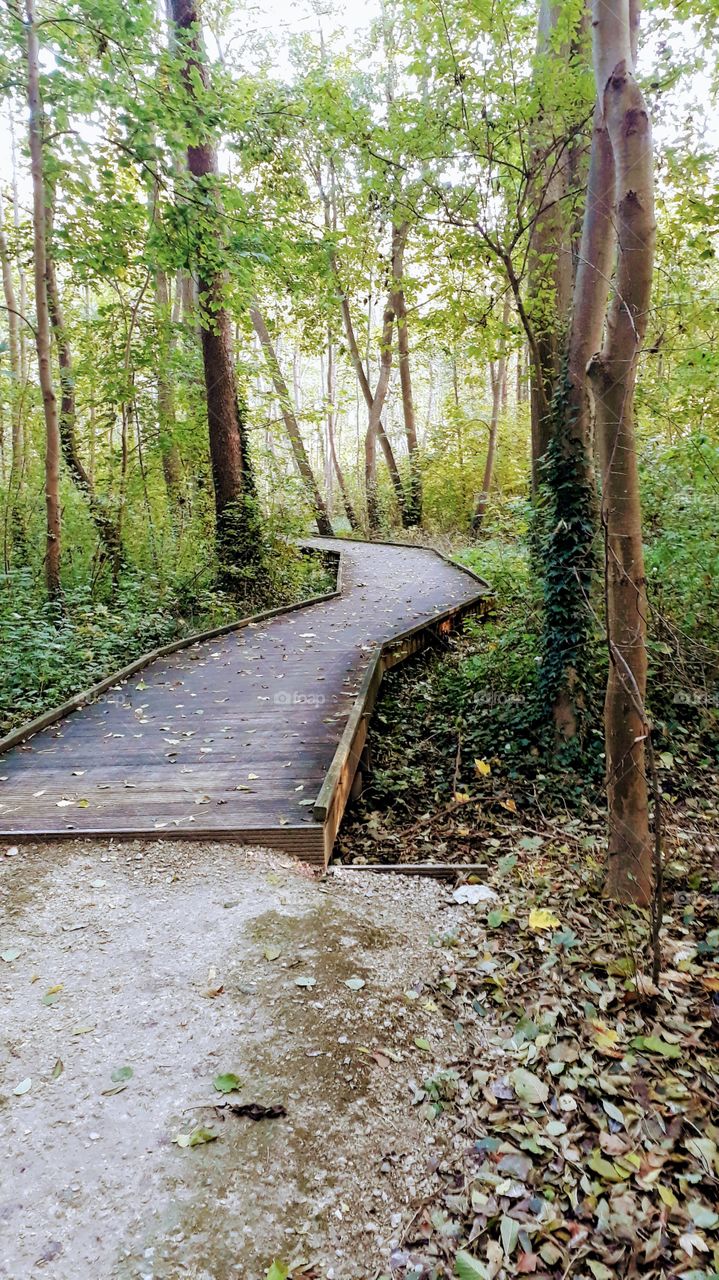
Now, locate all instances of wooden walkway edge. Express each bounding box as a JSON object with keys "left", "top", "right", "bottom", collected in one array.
[{"left": 0, "top": 538, "right": 491, "bottom": 864}]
